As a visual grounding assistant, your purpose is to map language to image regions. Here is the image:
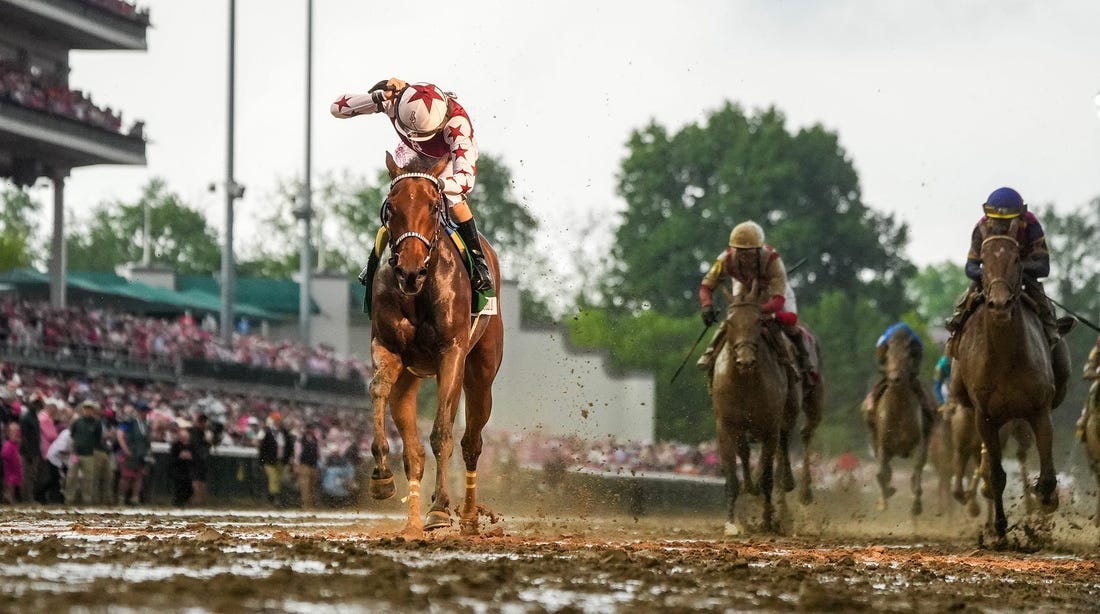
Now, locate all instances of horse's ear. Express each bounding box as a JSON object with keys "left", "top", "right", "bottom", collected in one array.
[
  {"left": 1007, "top": 216, "right": 1020, "bottom": 237},
  {"left": 428, "top": 156, "right": 449, "bottom": 179},
  {"left": 385, "top": 151, "right": 401, "bottom": 177}
]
